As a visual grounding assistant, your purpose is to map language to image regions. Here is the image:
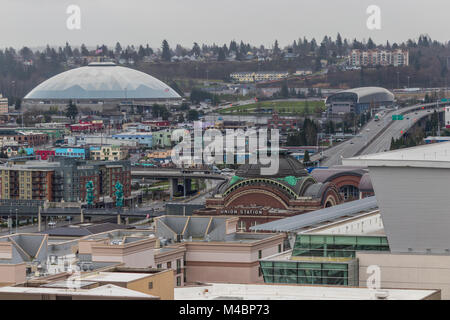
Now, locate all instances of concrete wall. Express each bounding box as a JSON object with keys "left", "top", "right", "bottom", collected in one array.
[
  {"left": 357, "top": 252, "right": 450, "bottom": 299},
  {"left": 127, "top": 270, "right": 174, "bottom": 300},
  {"left": 90, "top": 239, "right": 157, "bottom": 268},
  {"left": 0, "top": 263, "right": 26, "bottom": 285},
  {"left": 184, "top": 236, "right": 284, "bottom": 284},
  {"left": 368, "top": 166, "right": 450, "bottom": 254}
]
